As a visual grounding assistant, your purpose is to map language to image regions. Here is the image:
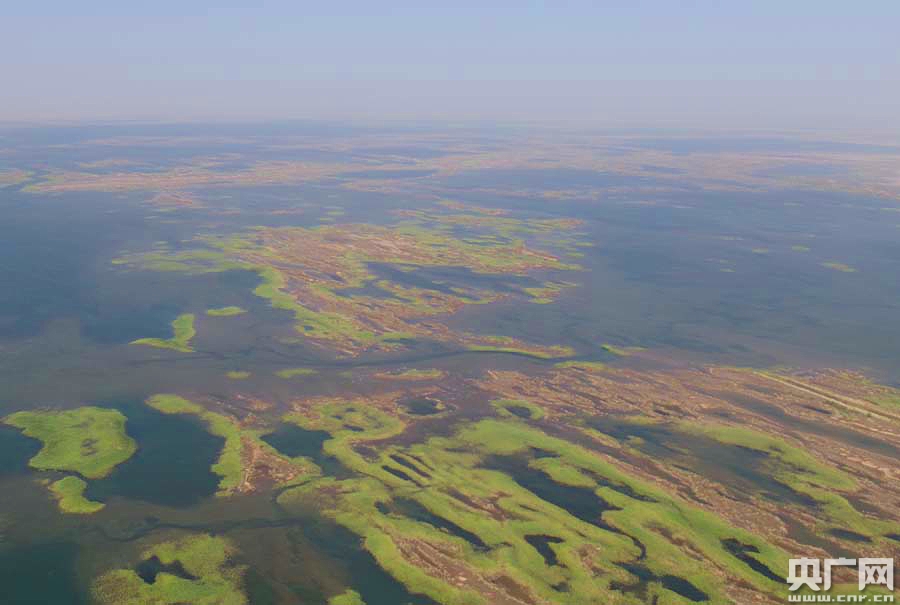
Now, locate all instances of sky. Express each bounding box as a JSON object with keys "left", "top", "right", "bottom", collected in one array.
[{"left": 2, "top": 1, "right": 899, "bottom": 129}]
